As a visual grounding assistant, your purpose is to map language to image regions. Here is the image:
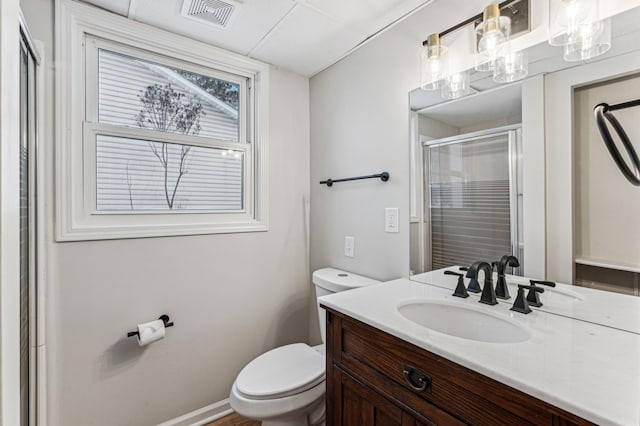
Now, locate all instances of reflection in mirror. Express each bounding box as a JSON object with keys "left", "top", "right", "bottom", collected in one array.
[
  {"left": 409, "top": 6, "right": 640, "bottom": 333},
  {"left": 410, "top": 82, "right": 523, "bottom": 277}
]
